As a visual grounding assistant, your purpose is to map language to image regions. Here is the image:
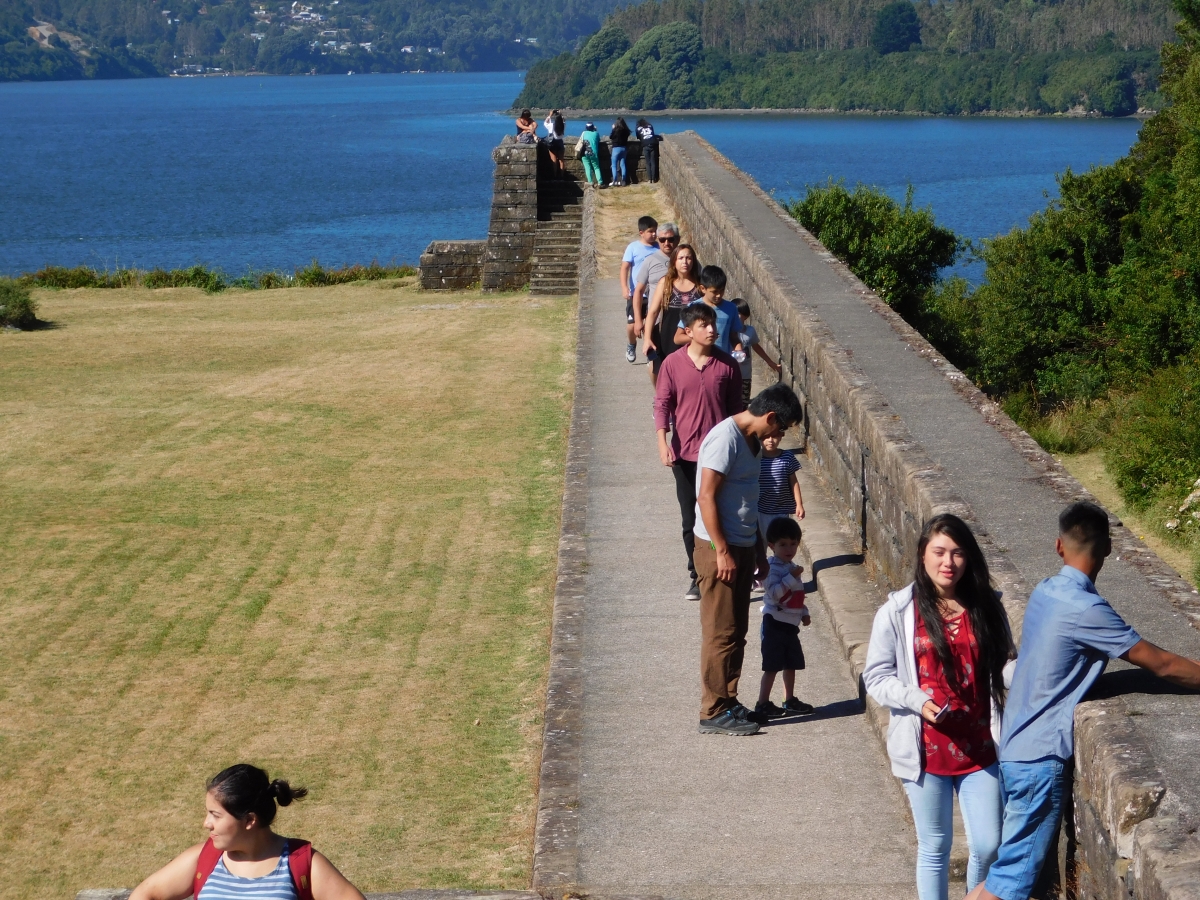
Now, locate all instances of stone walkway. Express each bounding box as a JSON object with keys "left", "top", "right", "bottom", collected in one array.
[{"left": 570, "top": 198, "right": 918, "bottom": 899}]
